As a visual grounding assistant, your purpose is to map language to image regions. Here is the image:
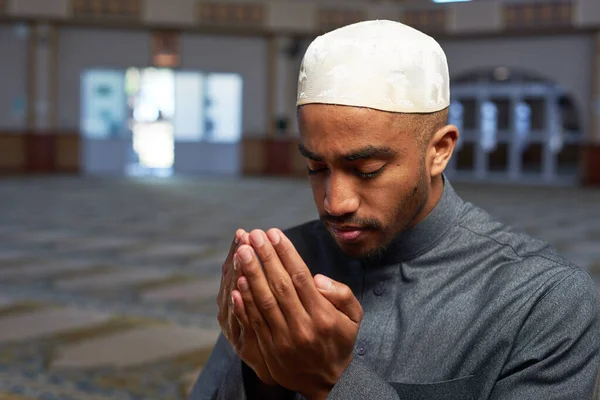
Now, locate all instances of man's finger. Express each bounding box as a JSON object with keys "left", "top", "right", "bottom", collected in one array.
[
  {"left": 266, "top": 228, "right": 322, "bottom": 313},
  {"left": 231, "top": 288, "right": 250, "bottom": 330},
  {"left": 226, "top": 229, "right": 246, "bottom": 270},
  {"left": 314, "top": 274, "right": 363, "bottom": 324},
  {"left": 236, "top": 245, "right": 288, "bottom": 334},
  {"left": 218, "top": 229, "right": 246, "bottom": 304},
  {"left": 236, "top": 273, "right": 274, "bottom": 342},
  {"left": 249, "top": 230, "right": 310, "bottom": 324}
]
